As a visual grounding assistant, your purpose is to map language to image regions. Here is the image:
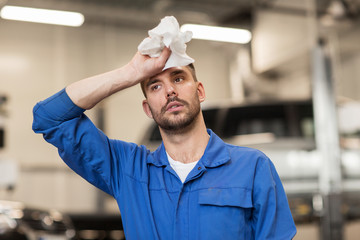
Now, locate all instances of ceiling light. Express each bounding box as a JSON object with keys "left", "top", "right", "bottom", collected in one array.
[
  {"left": 180, "top": 24, "right": 251, "bottom": 44},
  {"left": 0, "top": 5, "right": 84, "bottom": 27}
]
